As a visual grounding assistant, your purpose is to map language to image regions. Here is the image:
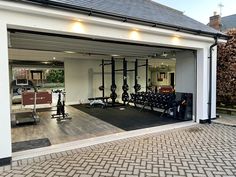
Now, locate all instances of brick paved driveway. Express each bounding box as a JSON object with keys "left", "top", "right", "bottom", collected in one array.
[{"left": 1, "top": 124, "right": 236, "bottom": 177}]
